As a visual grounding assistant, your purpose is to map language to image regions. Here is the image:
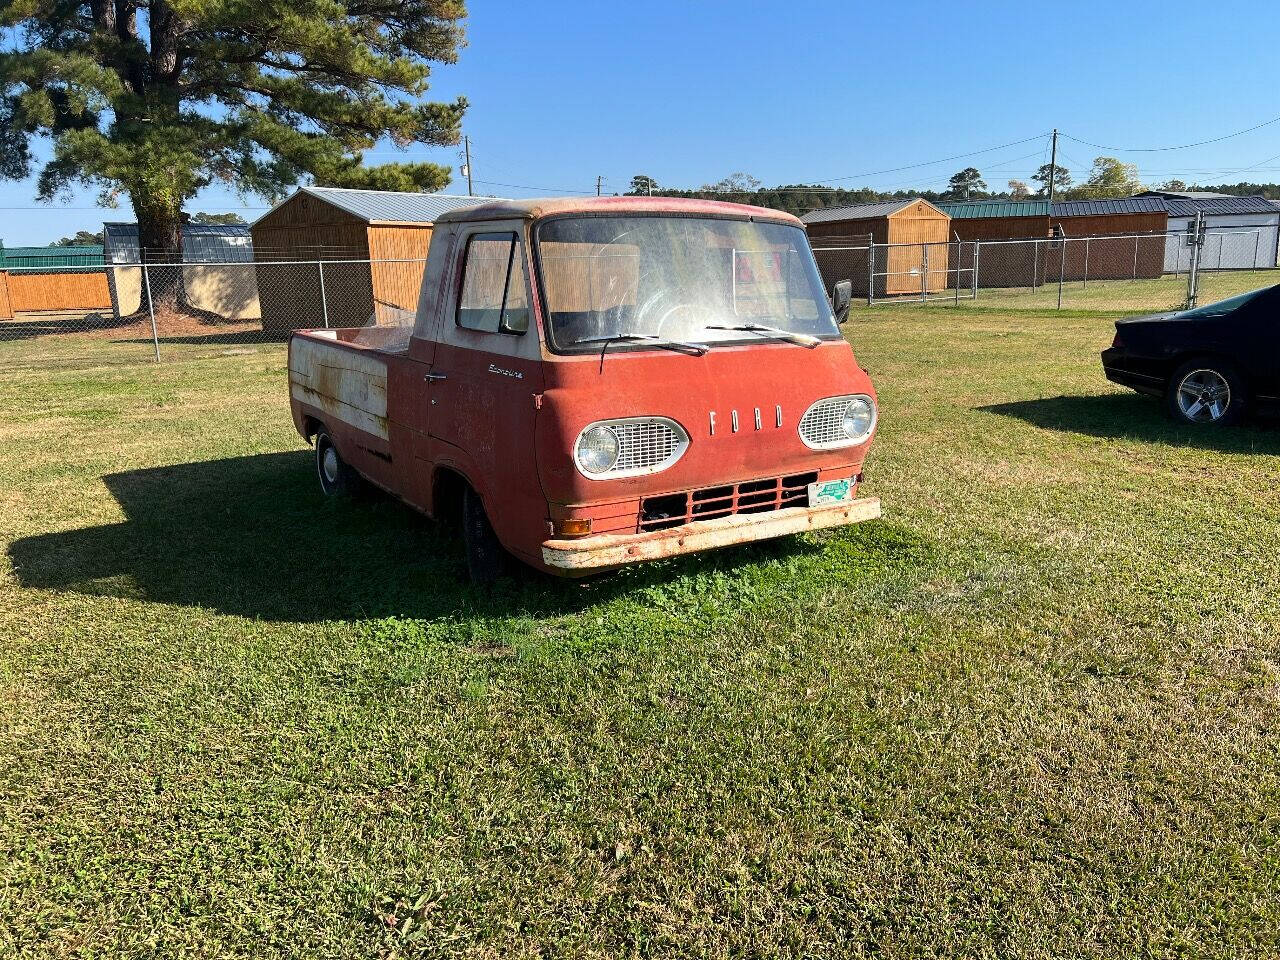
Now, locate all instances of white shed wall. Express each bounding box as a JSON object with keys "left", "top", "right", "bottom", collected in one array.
[{"left": 1163, "top": 214, "right": 1280, "bottom": 272}]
